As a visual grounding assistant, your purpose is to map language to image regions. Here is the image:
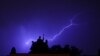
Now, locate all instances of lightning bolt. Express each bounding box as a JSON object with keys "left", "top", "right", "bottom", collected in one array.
[
  {"left": 48, "top": 12, "right": 82, "bottom": 41},
  {"left": 48, "top": 19, "right": 77, "bottom": 41}
]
